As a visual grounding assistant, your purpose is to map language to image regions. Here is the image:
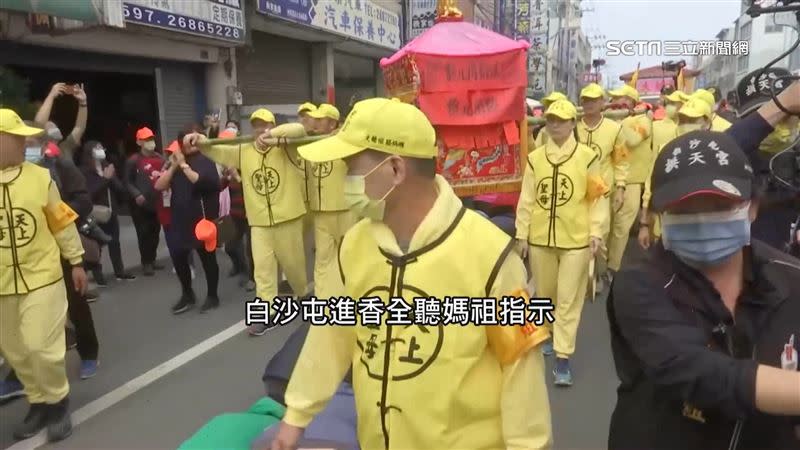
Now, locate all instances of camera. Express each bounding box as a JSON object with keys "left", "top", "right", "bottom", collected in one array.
[
  {"left": 660, "top": 60, "right": 686, "bottom": 73},
  {"left": 747, "top": 0, "right": 800, "bottom": 18},
  {"left": 78, "top": 216, "right": 112, "bottom": 245}
]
